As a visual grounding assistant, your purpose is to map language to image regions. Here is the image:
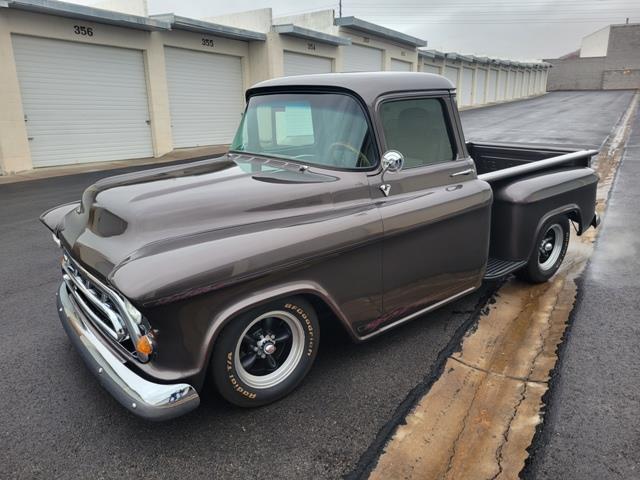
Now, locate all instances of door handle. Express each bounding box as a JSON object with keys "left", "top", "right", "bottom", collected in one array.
[{"left": 450, "top": 168, "right": 475, "bottom": 177}]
